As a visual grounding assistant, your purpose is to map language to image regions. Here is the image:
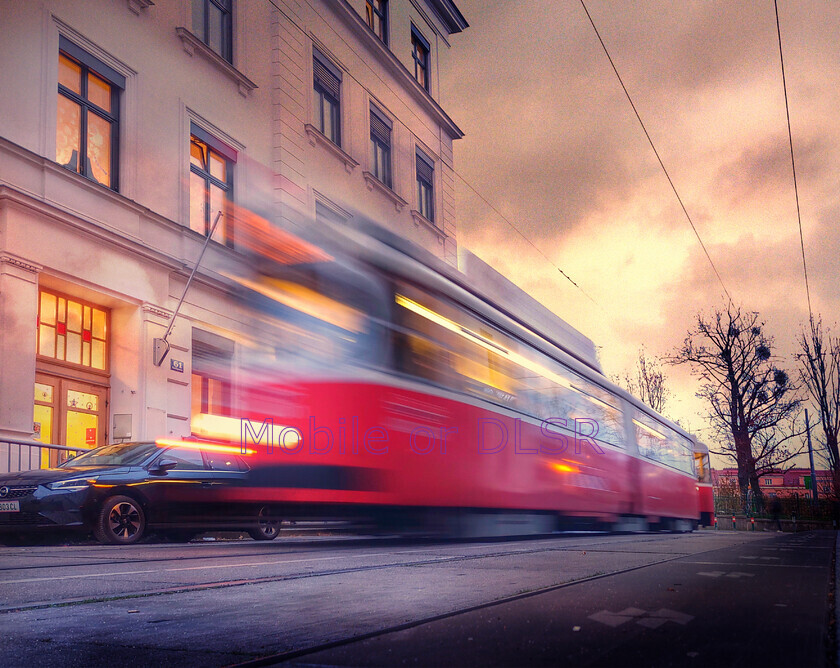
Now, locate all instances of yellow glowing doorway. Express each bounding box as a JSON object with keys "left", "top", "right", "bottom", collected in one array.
[{"left": 34, "top": 374, "right": 107, "bottom": 467}]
